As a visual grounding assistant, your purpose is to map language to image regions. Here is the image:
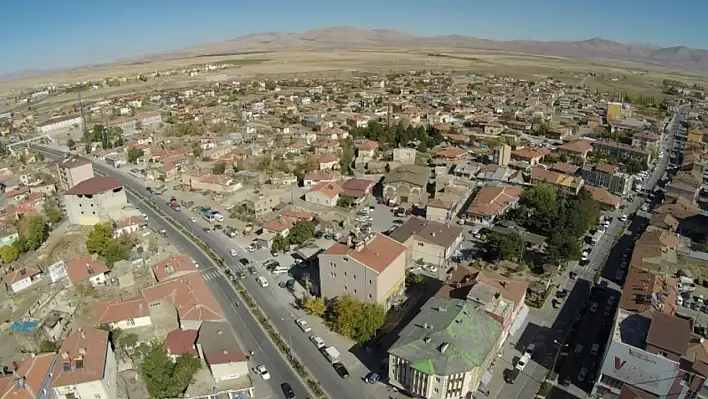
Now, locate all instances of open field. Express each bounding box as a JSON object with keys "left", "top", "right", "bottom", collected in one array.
[{"left": 1, "top": 48, "right": 706, "bottom": 99}]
